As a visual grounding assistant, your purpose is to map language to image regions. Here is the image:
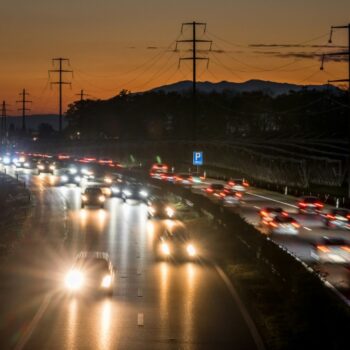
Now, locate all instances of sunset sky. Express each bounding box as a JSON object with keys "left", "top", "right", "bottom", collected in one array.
[{"left": 1, "top": 0, "right": 349, "bottom": 114}]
